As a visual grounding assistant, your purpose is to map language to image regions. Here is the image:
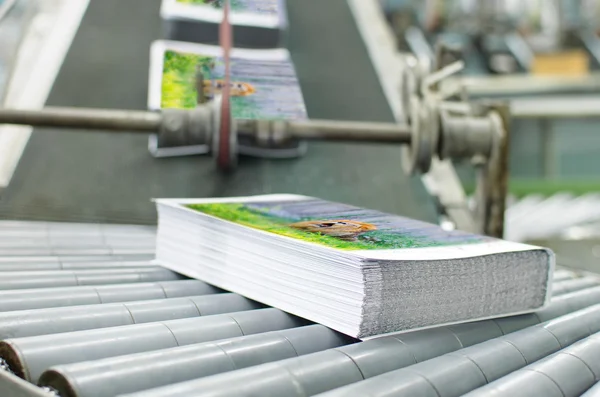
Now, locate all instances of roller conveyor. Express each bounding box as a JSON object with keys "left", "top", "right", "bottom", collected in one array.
[{"left": 0, "top": 220, "right": 598, "bottom": 397}]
